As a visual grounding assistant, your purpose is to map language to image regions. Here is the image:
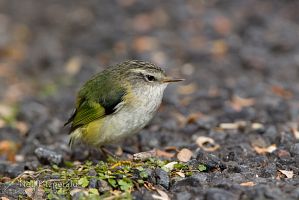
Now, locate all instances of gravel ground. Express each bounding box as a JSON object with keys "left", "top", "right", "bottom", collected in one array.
[{"left": 0, "top": 0, "right": 299, "bottom": 199}]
